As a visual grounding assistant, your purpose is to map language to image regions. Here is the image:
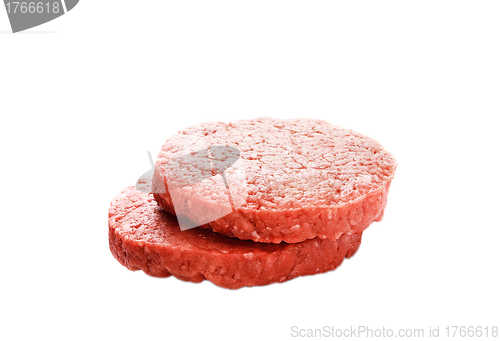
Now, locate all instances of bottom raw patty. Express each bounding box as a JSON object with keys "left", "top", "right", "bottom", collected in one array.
[{"left": 109, "top": 187, "right": 363, "bottom": 289}]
